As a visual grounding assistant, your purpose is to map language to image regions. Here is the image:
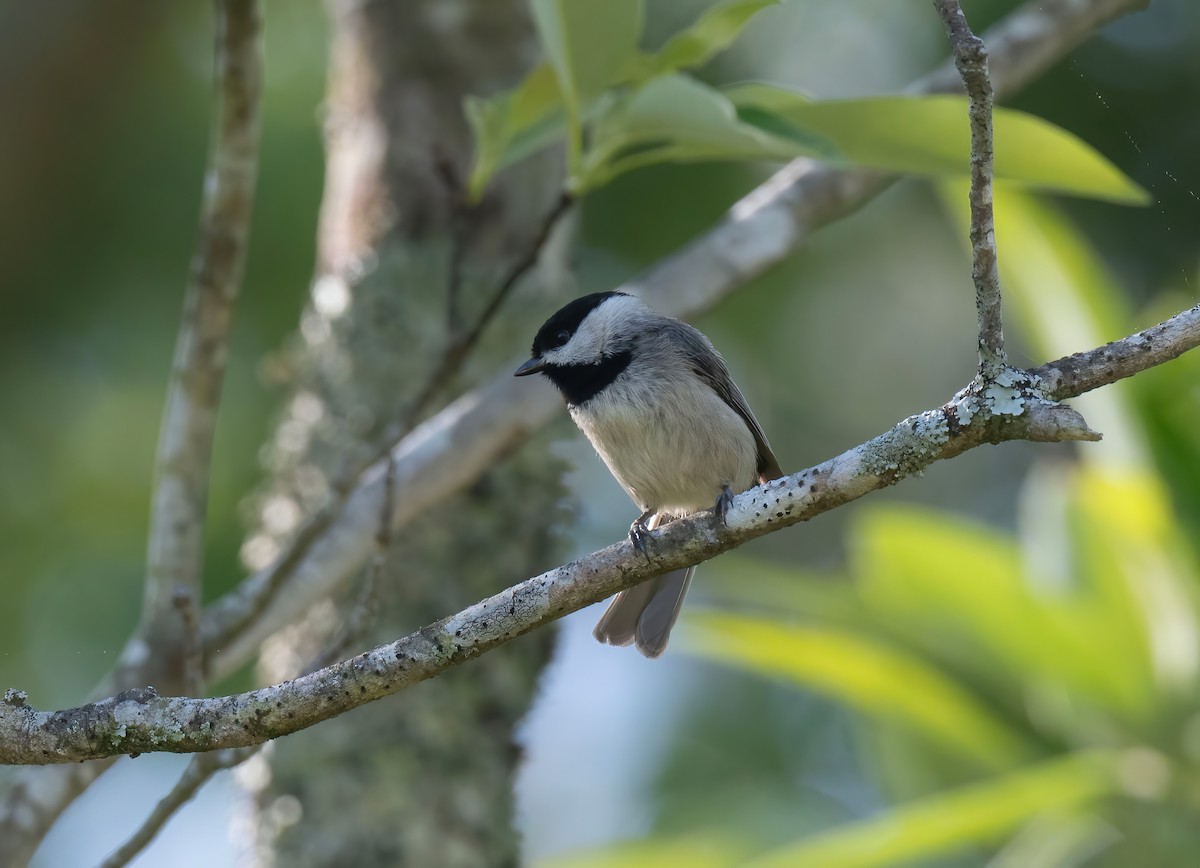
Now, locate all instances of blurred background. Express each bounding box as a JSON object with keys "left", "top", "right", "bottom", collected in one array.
[{"left": 1, "top": 0, "right": 1199, "bottom": 865}]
